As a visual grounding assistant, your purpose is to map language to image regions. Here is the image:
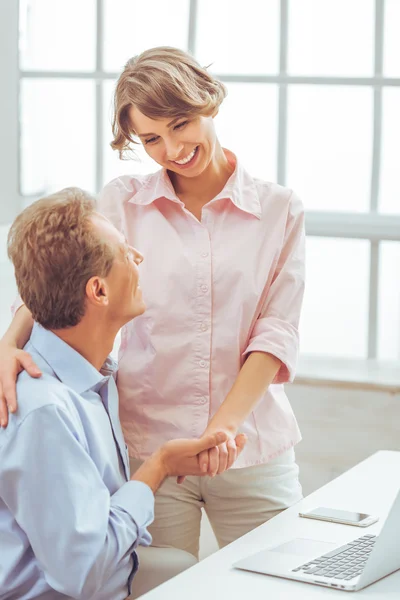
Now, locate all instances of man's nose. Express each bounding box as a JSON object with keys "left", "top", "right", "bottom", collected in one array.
[{"left": 132, "top": 247, "right": 144, "bottom": 264}]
